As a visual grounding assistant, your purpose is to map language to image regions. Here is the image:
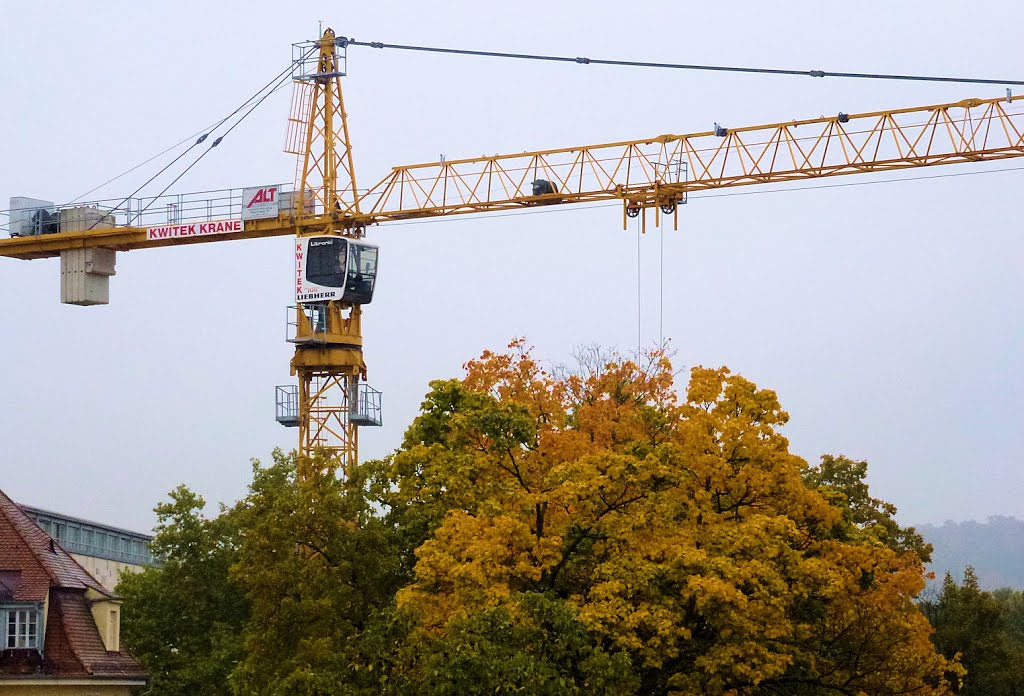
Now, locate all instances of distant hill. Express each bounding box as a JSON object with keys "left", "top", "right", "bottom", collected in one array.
[{"left": 918, "top": 516, "right": 1024, "bottom": 590}]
